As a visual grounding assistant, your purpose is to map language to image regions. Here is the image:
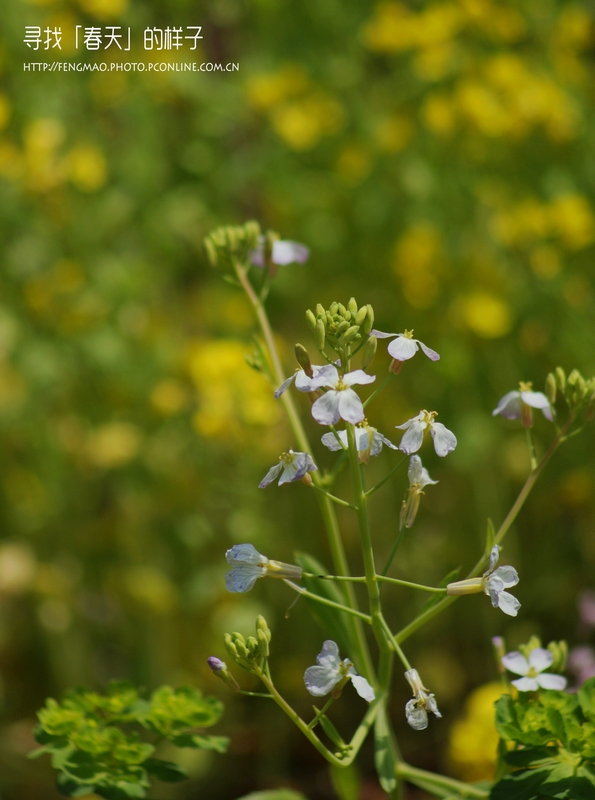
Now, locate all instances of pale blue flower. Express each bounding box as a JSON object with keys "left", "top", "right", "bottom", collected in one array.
[
  {"left": 225, "top": 544, "right": 302, "bottom": 593},
  {"left": 321, "top": 424, "right": 397, "bottom": 460},
  {"left": 311, "top": 367, "right": 375, "bottom": 426},
  {"left": 502, "top": 649, "right": 567, "bottom": 692},
  {"left": 304, "top": 640, "right": 375, "bottom": 702},
  {"left": 274, "top": 364, "right": 337, "bottom": 399},
  {"left": 396, "top": 410, "right": 457, "bottom": 457},
  {"left": 259, "top": 450, "right": 317, "bottom": 488},
  {"left": 482, "top": 545, "right": 520, "bottom": 617}
]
